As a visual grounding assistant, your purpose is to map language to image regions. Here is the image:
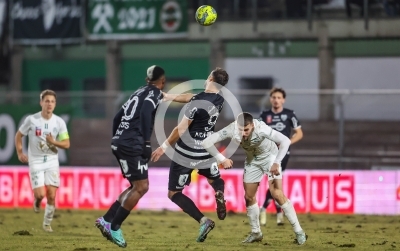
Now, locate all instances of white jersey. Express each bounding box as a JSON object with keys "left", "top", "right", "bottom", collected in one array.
[
  {"left": 217, "top": 119, "right": 278, "bottom": 159},
  {"left": 19, "top": 112, "right": 69, "bottom": 161},
  {"left": 203, "top": 118, "right": 291, "bottom": 165}
]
